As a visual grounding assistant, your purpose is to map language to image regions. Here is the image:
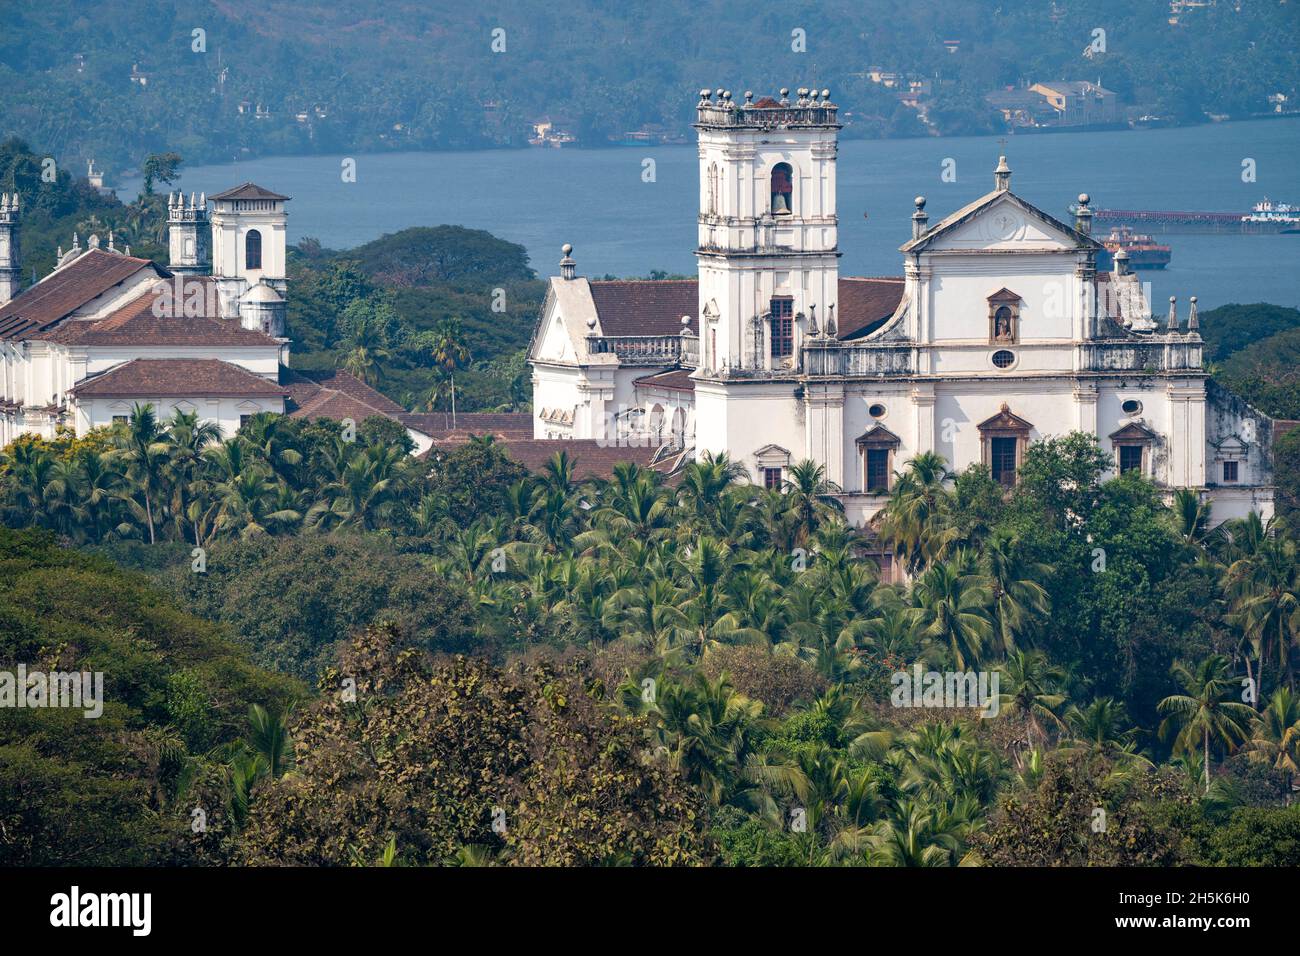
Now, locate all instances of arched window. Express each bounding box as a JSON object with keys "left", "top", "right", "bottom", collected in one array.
[
  {"left": 771, "top": 162, "right": 793, "bottom": 215},
  {"left": 245, "top": 229, "right": 262, "bottom": 270}
]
